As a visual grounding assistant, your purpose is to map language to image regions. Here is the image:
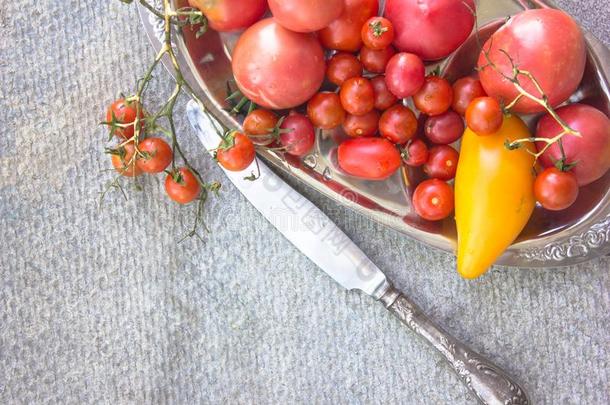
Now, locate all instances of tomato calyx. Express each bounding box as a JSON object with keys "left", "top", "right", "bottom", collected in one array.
[
  {"left": 369, "top": 20, "right": 388, "bottom": 37},
  {"left": 552, "top": 157, "right": 579, "bottom": 172}
]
